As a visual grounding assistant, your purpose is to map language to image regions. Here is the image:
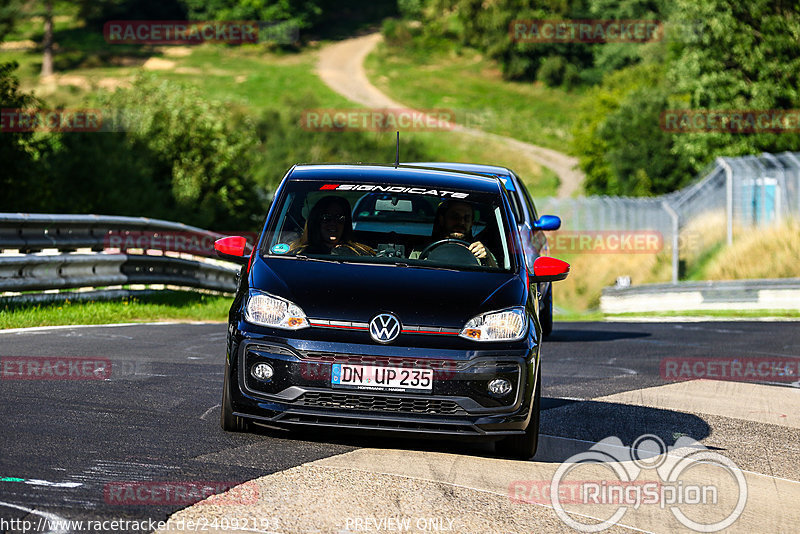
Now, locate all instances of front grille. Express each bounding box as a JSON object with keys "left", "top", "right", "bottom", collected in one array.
[
  {"left": 296, "top": 392, "right": 466, "bottom": 415},
  {"left": 300, "top": 352, "right": 467, "bottom": 371}
]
